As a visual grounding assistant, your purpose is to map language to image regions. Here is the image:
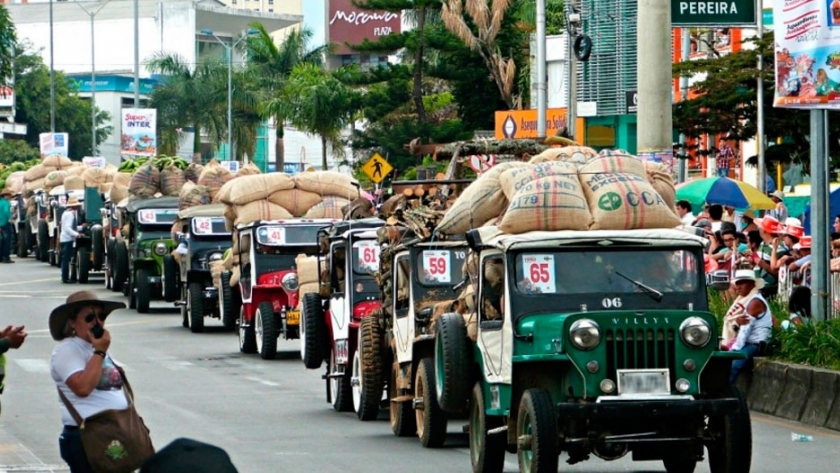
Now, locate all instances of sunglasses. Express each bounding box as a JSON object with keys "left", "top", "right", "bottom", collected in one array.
[{"left": 83, "top": 312, "right": 106, "bottom": 323}]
